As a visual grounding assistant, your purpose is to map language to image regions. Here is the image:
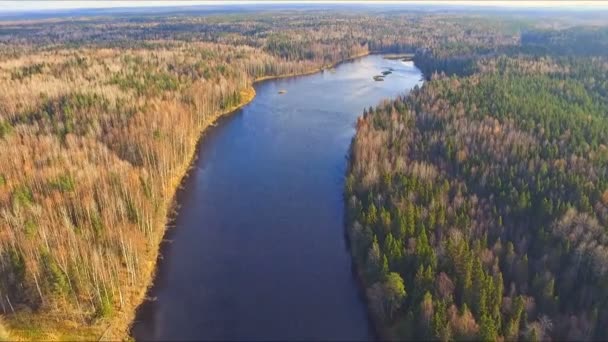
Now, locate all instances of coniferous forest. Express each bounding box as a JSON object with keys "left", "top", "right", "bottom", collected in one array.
[
  {"left": 0, "top": 5, "right": 607, "bottom": 340},
  {"left": 347, "top": 28, "right": 608, "bottom": 341}
]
